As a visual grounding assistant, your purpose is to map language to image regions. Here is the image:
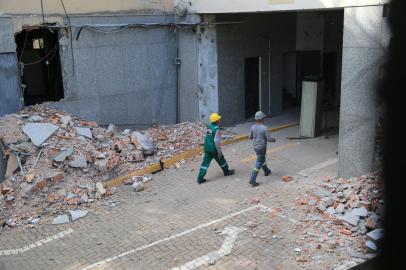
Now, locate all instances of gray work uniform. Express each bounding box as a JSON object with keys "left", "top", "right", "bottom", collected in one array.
[
  {"left": 249, "top": 124, "right": 273, "bottom": 153},
  {"left": 249, "top": 124, "right": 273, "bottom": 182}
]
